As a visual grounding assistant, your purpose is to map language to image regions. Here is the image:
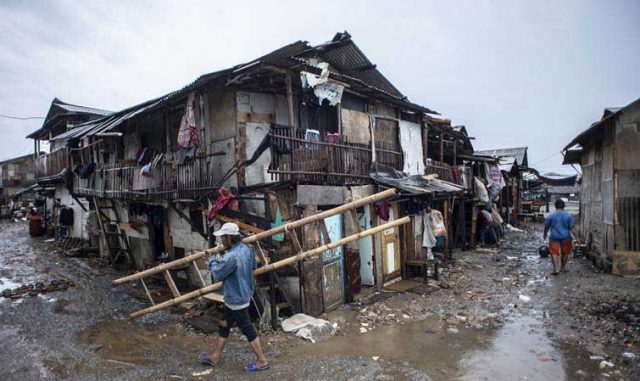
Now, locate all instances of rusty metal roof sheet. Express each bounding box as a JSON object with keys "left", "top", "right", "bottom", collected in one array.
[
  {"left": 474, "top": 147, "right": 528, "bottom": 167},
  {"left": 51, "top": 32, "right": 438, "bottom": 141},
  {"left": 563, "top": 97, "right": 640, "bottom": 151}
]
